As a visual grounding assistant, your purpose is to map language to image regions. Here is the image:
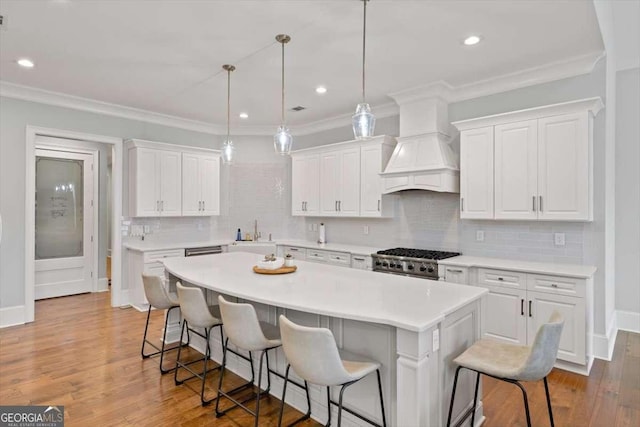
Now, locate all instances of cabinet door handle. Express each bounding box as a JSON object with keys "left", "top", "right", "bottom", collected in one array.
[
  {"left": 529, "top": 300, "right": 533, "bottom": 317},
  {"left": 304, "top": 201, "right": 307, "bottom": 211},
  {"left": 377, "top": 199, "right": 381, "bottom": 211},
  {"left": 497, "top": 277, "right": 504, "bottom": 281},
  {"left": 539, "top": 196, "right": 543, "bottom": 212},
  {"left": 202, "top": 201, "right": 205, "bottom": 211},
  {"left": 338, "top": 200, "right": 342, "bottom": 211},
  {"left": 335, "top": 201, "right": 338, "bottom": 211},
  {"left": 157, "top": 201, "right": 160, "bottom": 211},
  {"left": 551, "top": 283, "right": 558, "bottom": 288},
  {"left": 521, "top": 299, "right": 525, "bottom": 316},
  {"left": 161, "top": 200, "right": 164, "bottom": 211},
  {"left": 532, "top": 196, "right": 536, "bottom": 212},
  {"left": 460, "top": 197, "right": 464, "bottom": 212}
]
